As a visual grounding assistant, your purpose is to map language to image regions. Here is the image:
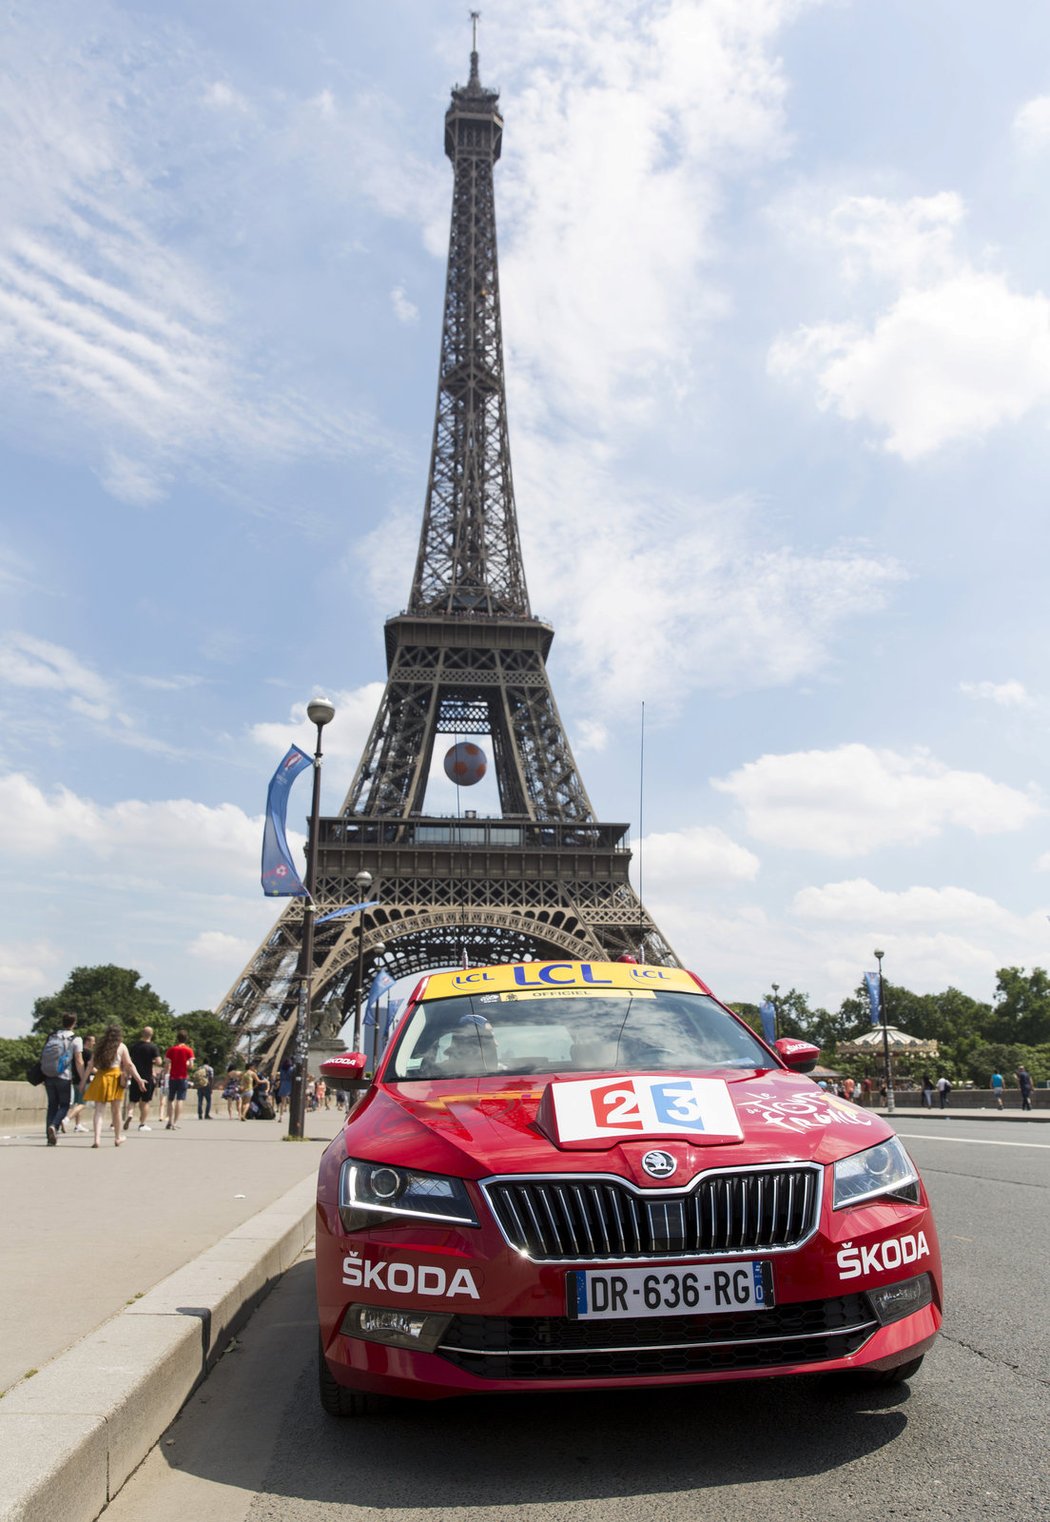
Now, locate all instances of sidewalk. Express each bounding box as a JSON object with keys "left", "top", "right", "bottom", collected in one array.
[
  {"left": 1, "top": 1108, "right": 340, "bottom": 1522},
  {"left": 0, "top": 1109, "right": 339, "bottom": 1395}
]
